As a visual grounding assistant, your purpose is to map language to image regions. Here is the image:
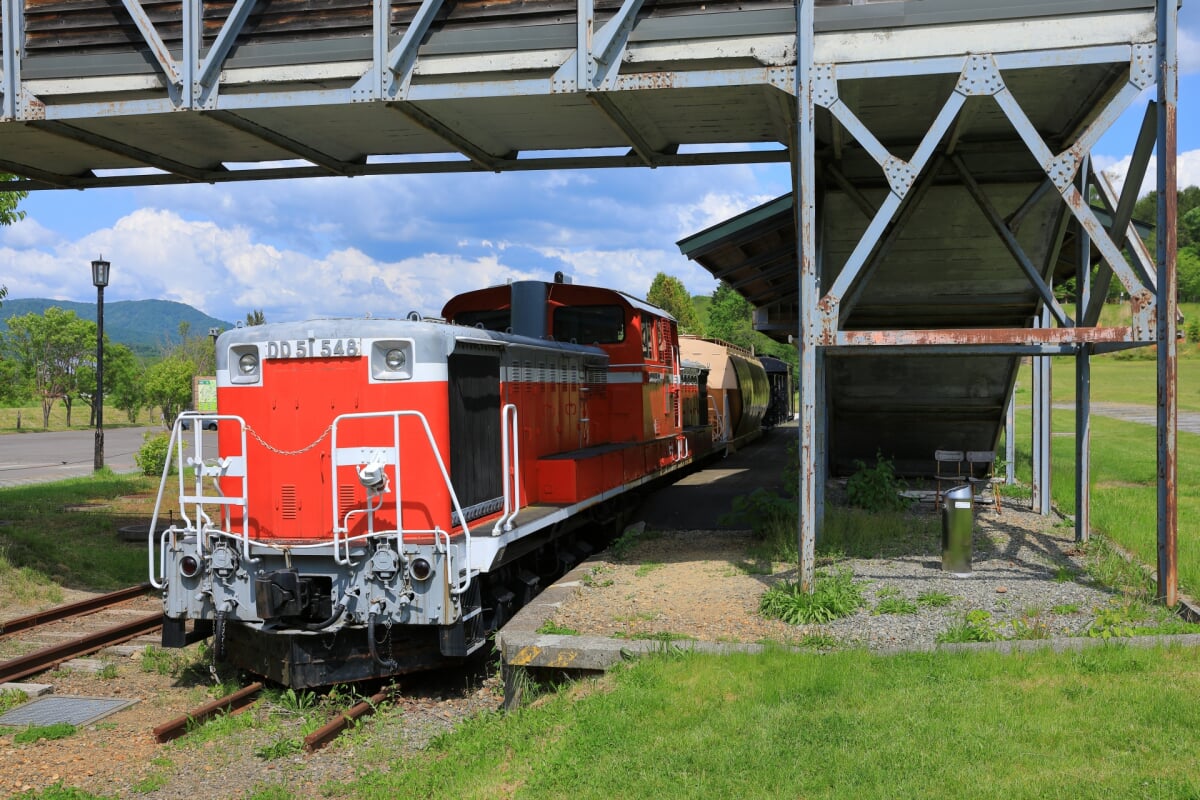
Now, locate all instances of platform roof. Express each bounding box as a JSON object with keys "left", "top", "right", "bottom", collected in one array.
[{"left": 0, "top": 0, "right": 1158, "bottom": 190}]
